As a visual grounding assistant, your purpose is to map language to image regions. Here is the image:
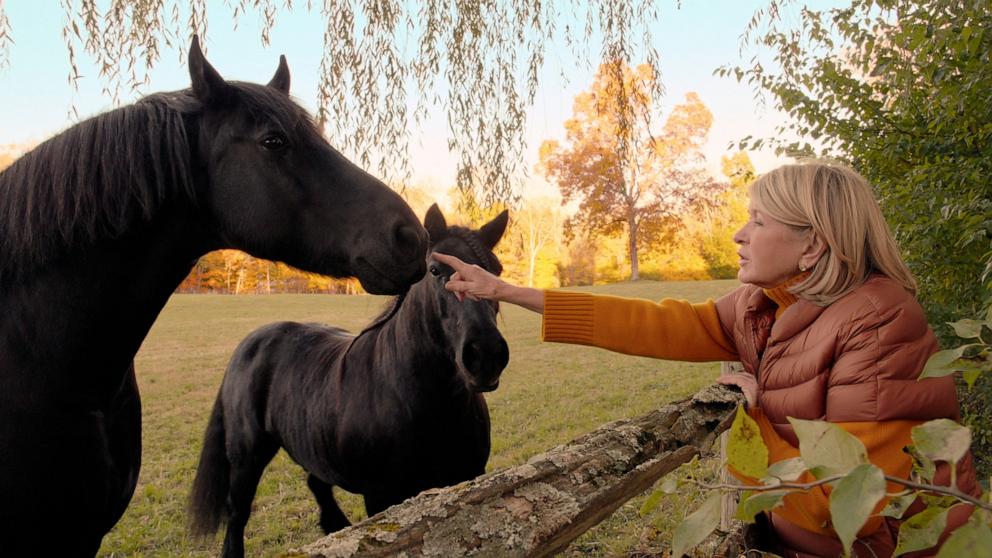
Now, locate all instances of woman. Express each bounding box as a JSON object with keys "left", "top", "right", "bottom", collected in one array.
[{"left": 434, "top": 162, "right": 979, "bottom": 557}]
